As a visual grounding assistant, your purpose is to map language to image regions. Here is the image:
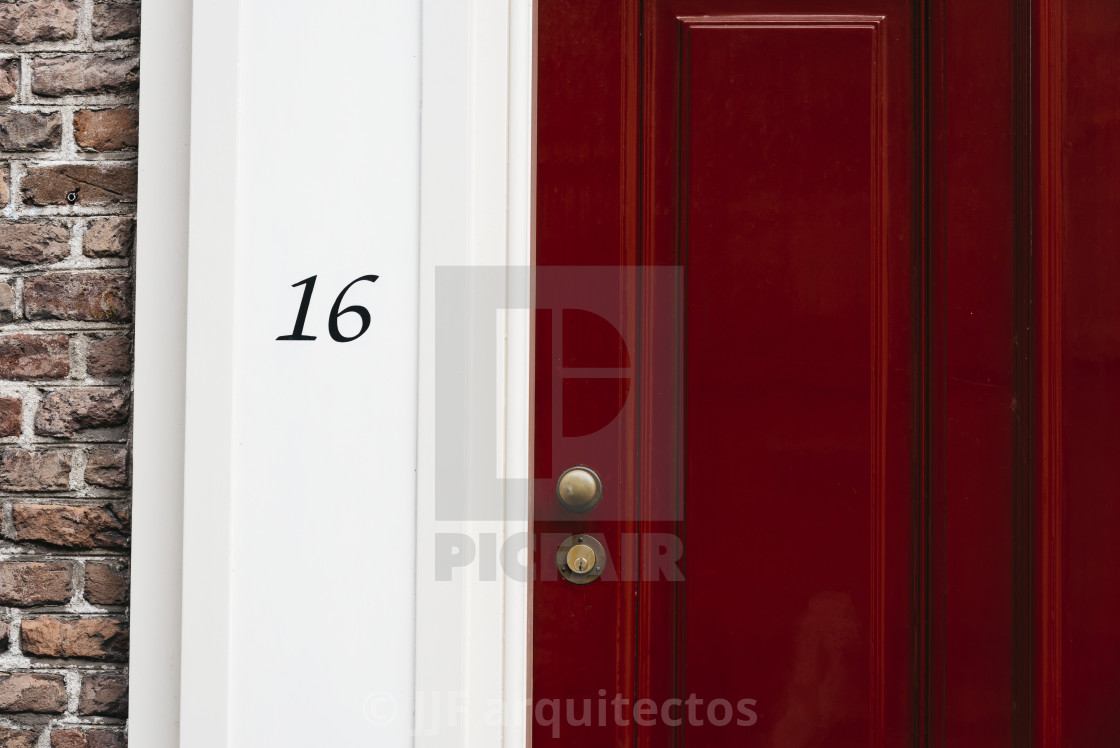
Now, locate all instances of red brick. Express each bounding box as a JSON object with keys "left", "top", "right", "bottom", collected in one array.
[
  {"left": 0, "top": 334, "right": 70, "bottom": 379},
  {"left": 82, "top": 218, "right": 133, "bottom": 258},
  {"left": 51, "top": 728, "right": 126, "bottom": 748},
  {"left": 9, "top": 504, "right": 129, "bottom": 550},
  {"left": 0, "top": 224, "right": 70, "bottom": 267},
  {"left": 0, "top": 397, "right": 21, "bottom": 437},
  {"left": 35, "top": 388, "right": 129, "bottom": 437},
  {"left": 92, "top": 2, "right": 139, "bottom": 41},
  {"left": 0, "top": 727, "right": 39, "bottom": 748},
  {"left": 0, "top": 283, "right": 11, "bottom": 324},
  {"left": 84, "top": 447, "right": 127, "bottom": 488},
  {"left": 0, "top": 563, "right": 72, "bottom": 607},
  {"left": 73, "top": 109, "right": 138, "bottom": 151},
  {"left": 23, "top": 273, "right": 133, "bottom": 322},
  {"left": 0, "top": 449, "right": 72, "bottom": 492},
  {"left": 83, "top": 563, "right": 128, "bottom": 605},
  {"left": 21, "top": 164, "right": 137, "bottom": 207},
  {"left": 31, "top": 55, "right": 138, "bottom": 98},
  {"left": 0, "top": 672, "right": 67, "bottom": 713},
  {"left": 0, "top": 59, "right": 19, "bottom": 101},
  {"left": 86, "top": 336, "right": 130, "bottom": 379},
  {"left": 0, "top": 112, "right": 63, "bottom": 152},
  {"left": 77, "top": 672, "right": 126, "bottom": 716},
  {"left": 0, "top": 2, "right": 78, "bottom": 44},
  {"left": 20, "top": 617, "right": 128, "bottom": 661}
]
